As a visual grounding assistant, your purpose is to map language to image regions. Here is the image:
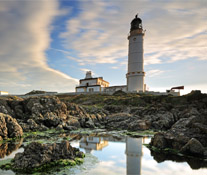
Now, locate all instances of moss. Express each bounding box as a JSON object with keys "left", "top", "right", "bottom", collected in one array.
[
  {"left": 75, "top": 158, "right": 84, "bottom": 165},
  {"left": 0, "top": 158, "right": 84, "bottom": 173},
  {"left": 125, "top": 130, "right": 156, "bottom": 137},
  {"left": 0, "top": 163, "right": 12, "bottom": 170},
  {"left": 145, "top": 144, "right": 180, "bottom": 155},
  {"left": 0, "top": 136, "right": 21, "bottom": 144}
]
